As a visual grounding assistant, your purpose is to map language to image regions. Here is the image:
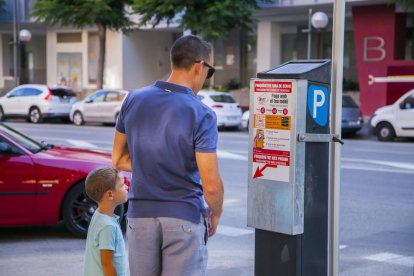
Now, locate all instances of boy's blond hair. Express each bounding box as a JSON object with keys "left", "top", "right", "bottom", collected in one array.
[{"left": 85, "top": 167, "right": 119, "bottom": 203}]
